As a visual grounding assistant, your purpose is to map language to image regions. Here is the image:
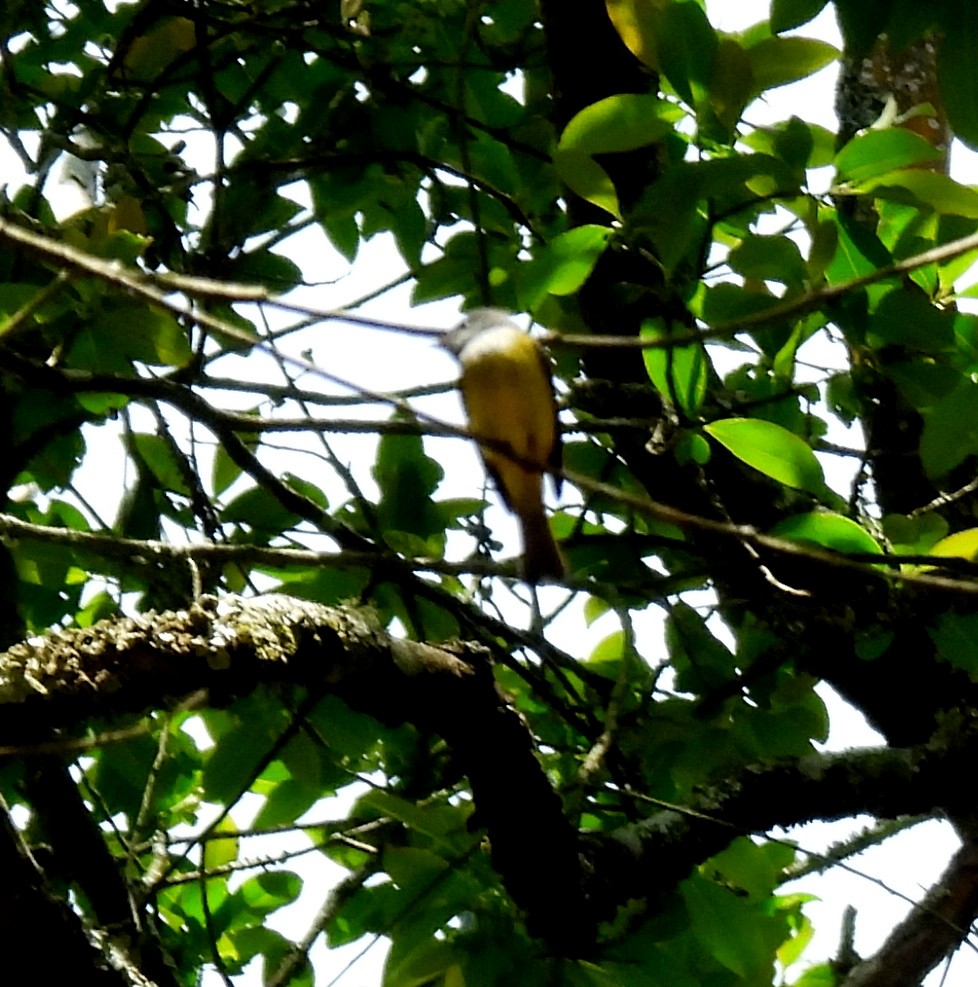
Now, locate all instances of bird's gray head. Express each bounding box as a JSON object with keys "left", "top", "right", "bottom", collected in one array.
[{"left": 439, "top": 307, "right": 518, "bottom": 356}]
